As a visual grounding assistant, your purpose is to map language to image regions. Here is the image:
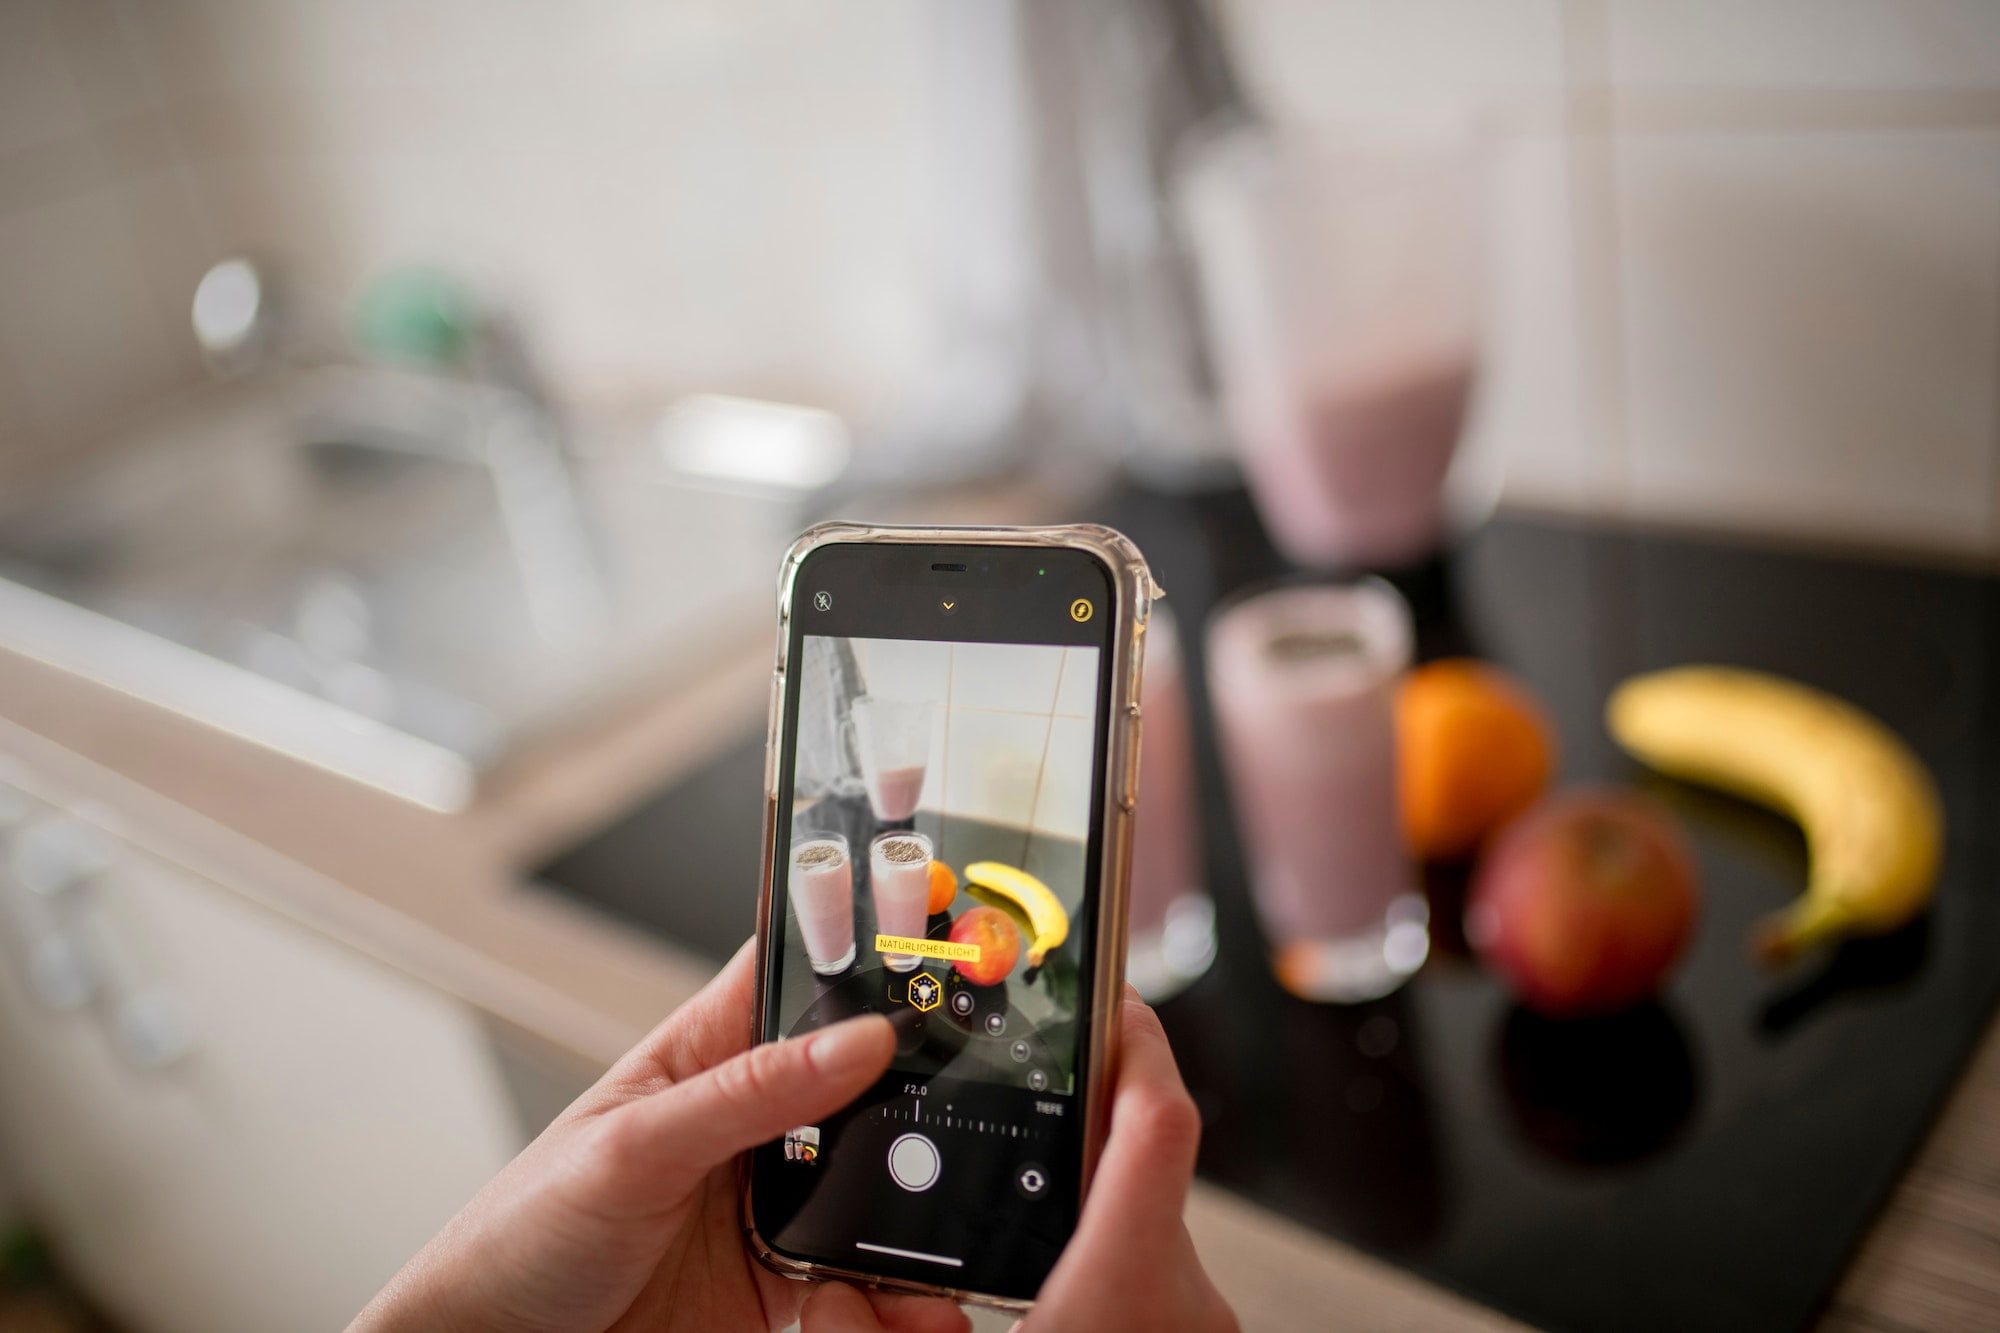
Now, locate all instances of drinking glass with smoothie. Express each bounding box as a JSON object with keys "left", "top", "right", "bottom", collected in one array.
[
  {"left": 869, "top": 830, "right": 934, "bottom": 972},
  {"left": 1208, "top": 580, "right": 1429, "bottom": 1002},
  {"left": 1180, "top": 128, "right": 1483, "bottom": 569},
  {"left": 850, "top": 696, "right": 933, "bottom": 824},
  {"left": 790, "top": 833, "right": 856, "bottom": 976}
]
